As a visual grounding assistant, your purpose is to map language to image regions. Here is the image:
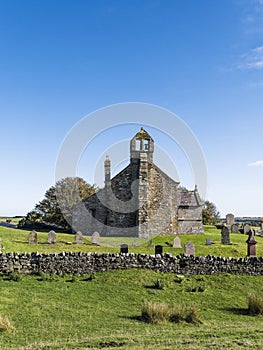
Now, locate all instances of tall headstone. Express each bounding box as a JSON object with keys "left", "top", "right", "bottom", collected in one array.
[
  {"left": 172, "top": 236, "right": 182, "bottom": 248},
  {"left": 226, "top": 213, "right": 235, "bottom": 228},
  {"left": 120, "top": 244, "right": 128, "bottom": 253},
  {"left": 231, "top": 224, "right": 239, "bottom": 234},
  {"left": 28, "top": 230, "right": 38, "bottom": 244},
  {"left": 48, "top": 230, "right": 56, "bottom": 244},
  {"left": 91, "top": 231, "right": 100, "bottom": 245},
  {"left": 244, "top": 224, "right": 251, "bottom": 235},
  {"left": 75, "top": 231, "right": 83, "bottom": 244},
  {"left": 221, "top": 226, "right": 230, "bottom": 244},
  {"left": 261, "top": 221, "right": 263, "bottom": 232},
  {"left": 184, "top": 242, "right": 195, "bottom": 256},
  {"left": 246, "top": 231, "right": 257, "bottom": 257}
]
